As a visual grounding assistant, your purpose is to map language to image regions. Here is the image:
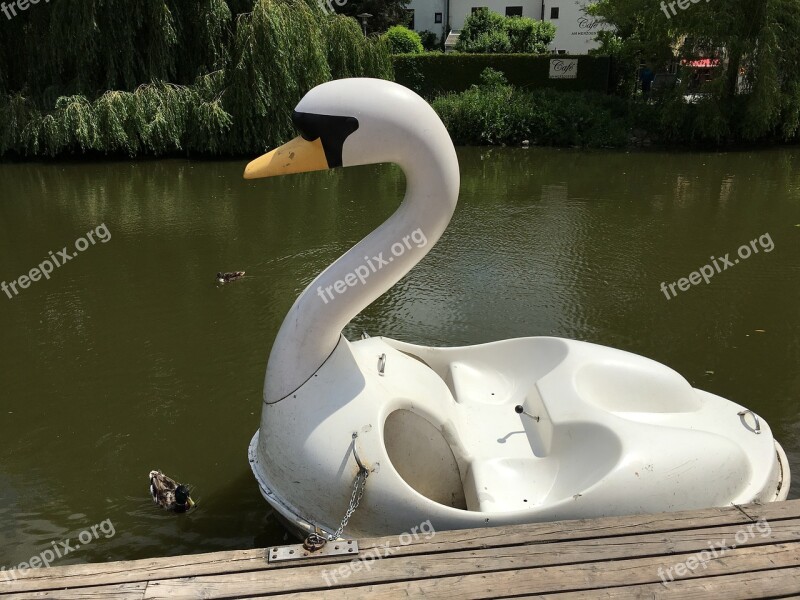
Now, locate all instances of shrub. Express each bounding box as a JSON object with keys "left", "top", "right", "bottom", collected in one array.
[
  {"left": 478, "top": 67, "right": 508, "bottom": 88},
  {"left": 466, "top": 30, "right": 512, "bottom": 54},
  {"left": 418, "top": 30, "right": 440, "bottom": 51},
  {"left": 432, "top": 84, "right": 634, "bottom": 147},
  {"left": 505, "top": 17, "right": 556, "bottom": 54},
  {"left": 456, "top": 8, "right": 555, "bottom": 54},
  {"left": 455, "top": 8, "right": 506, "bottom": 53},
  {"left": 384, "top": 26, "right": 424, "bottom": 54}
]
